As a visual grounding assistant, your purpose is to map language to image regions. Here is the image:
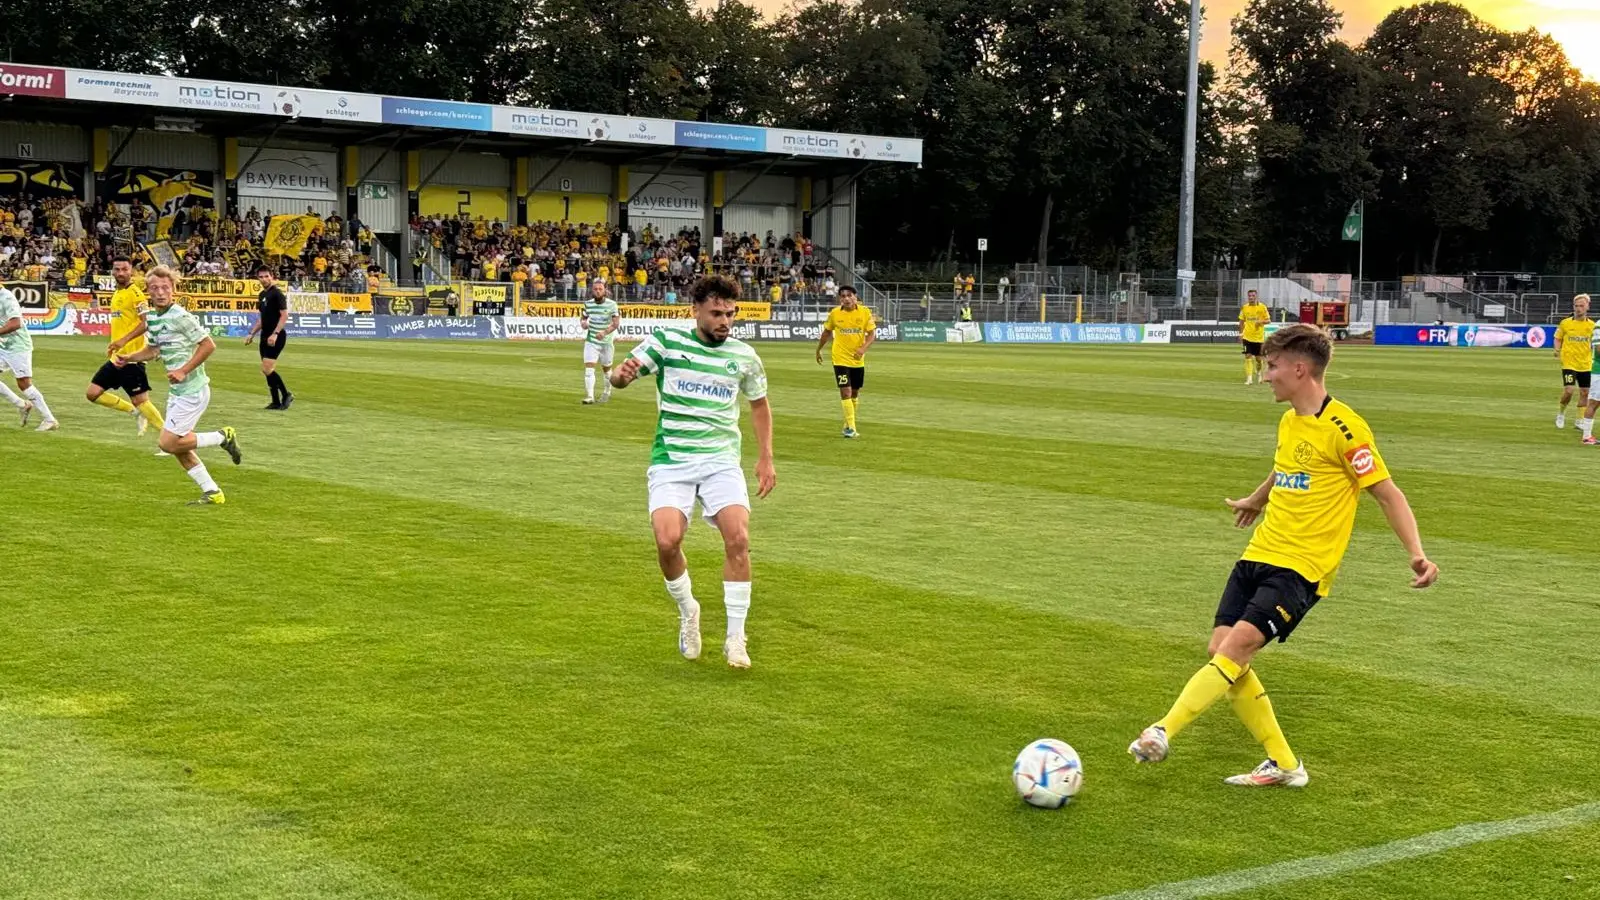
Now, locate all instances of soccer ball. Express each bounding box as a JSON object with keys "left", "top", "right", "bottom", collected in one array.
[{"left": 1013, "top": 739, "right": 1083, "bottom": 809}]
